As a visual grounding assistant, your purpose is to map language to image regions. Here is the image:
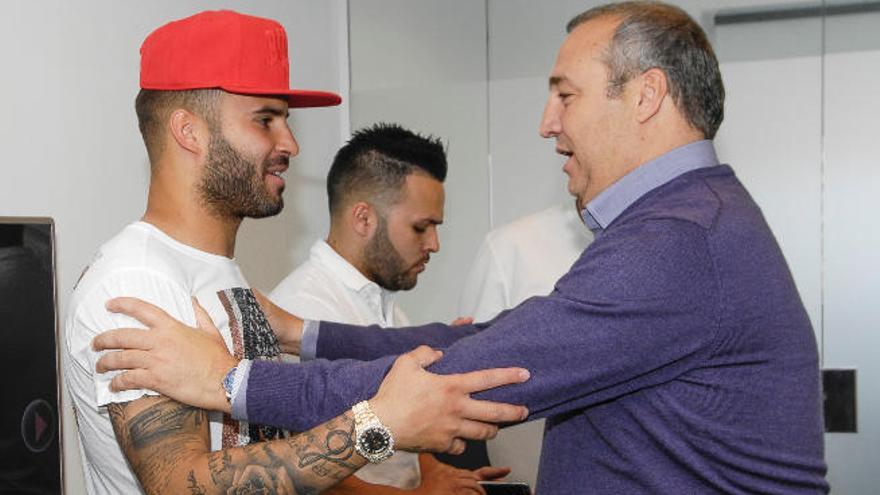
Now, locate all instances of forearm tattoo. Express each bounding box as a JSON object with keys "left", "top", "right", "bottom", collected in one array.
[{"left": 108, "top": 399, "right": 364, "bottom": 494}]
